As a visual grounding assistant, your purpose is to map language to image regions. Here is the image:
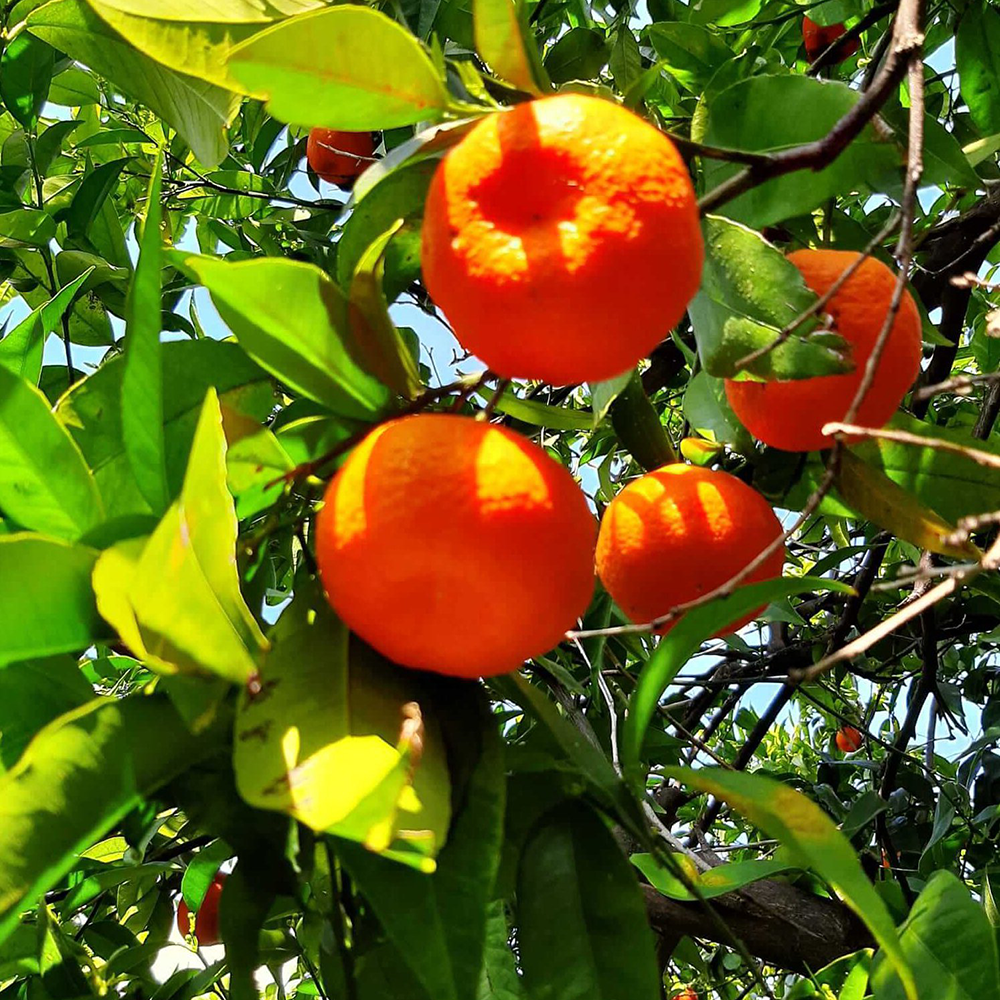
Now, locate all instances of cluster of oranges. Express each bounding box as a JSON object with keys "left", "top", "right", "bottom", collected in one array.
[{"left": 306, "top": 90, "right": 920, "bottom": 680}]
